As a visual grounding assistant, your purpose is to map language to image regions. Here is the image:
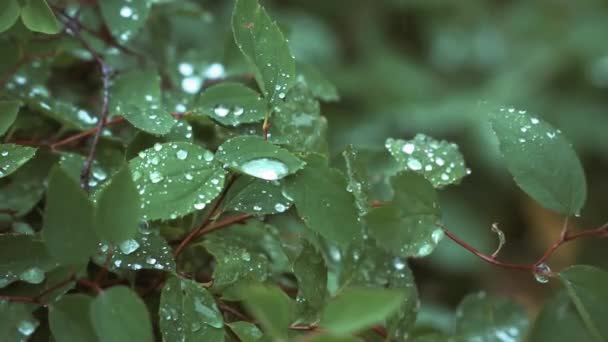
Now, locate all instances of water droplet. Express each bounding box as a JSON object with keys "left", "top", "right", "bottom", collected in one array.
[
  {"left": 153, "top": 143, "right": 163, "bottom": 151},
  {"left": 185, "top": 173, "right": 193, "bottom": 180},
  {"left": 77, "top": 109, "right": 98, "bottom": 125},
  {"left": 402, "top": 143, "right": 415, "bottom": 154},
  {"left": 253, "top": 205, "right": 262, "bottom": 211},
  {"left": 416, "top": 244, "right": 433, "bottom": 257},
  {"left": 406, "top": 158, "right": 422, "bottom": 171},
  {"left": 1, "top": 151, "right": 8, "bottom": 157},
  {"left": 119, "top": 239, "right": 140, "bottom": 255},
  {"left": 19, "top": 267, "right": 45, "bottom": 284},
  {"left": 531, "top": 118, "right": 540, "bottom": 125},
  {"left": 204, "top": 63, "right": 225, "bottom": 79},
  {"left": 431, "top": 229, "right": 444, "bottom": 244},
  {"left": 534, "top": 263, "right": 551, "bottom": 283},
  {"left": 176, "top": 150, "right": 188, "bottom": 160},
  {"left": 138, "top": 221, "right": 151, "bottom": 235},
  {"left": 178, "top": 63, "right": 194, "bottom": 76},
  {"left": 203, "top": 151, "right": 214, "bottom": 161},
  {"left": 240, "top": 158, "right": 289, "bottom": 180},
  {"left": 274, "top": 203, "right": 287, "bottom": 212},
  {"left": 92, "top": 168, "right": 107, "bottom": 181},
  {"left": 149, "top": 171, "right": 164, "bottom": 183},
  {"left": 233, "top": 106, "right": 244, "bottom": 116},
  {"left": 393, "top": 257, "right": 406, "bottom": 270},
  {"left": 146, "top": 257, "right": 157, "bottom": 265},
  {"left": 120, "top": 6, "right": 133, "bottom": 18},
  {"left": 194, "top": 202, "right": 206, "bottom": 210},
  {"left": 182, "top": 76, "right": 203, "bottom": 94},
  {"left": 213, "top": 105, "right": 230, "bottom": 117},
  {"left": 435, "top": 157, "right": 445, "bottom": 166},
  {"left": 17, "top": 320, "right": 37, "bottom": 336}
]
